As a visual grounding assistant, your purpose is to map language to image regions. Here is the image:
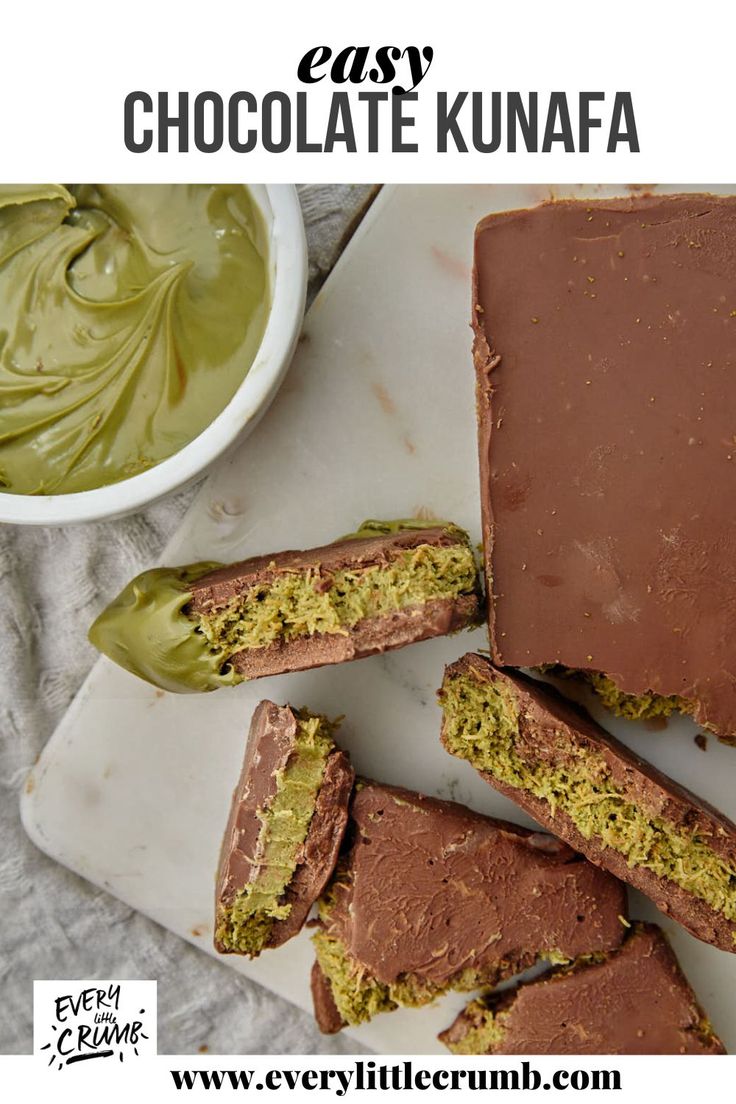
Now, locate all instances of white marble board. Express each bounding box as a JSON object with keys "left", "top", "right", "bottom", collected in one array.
[{"left": 21, "top": 184, "right": 736, "bottom": 1054}]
